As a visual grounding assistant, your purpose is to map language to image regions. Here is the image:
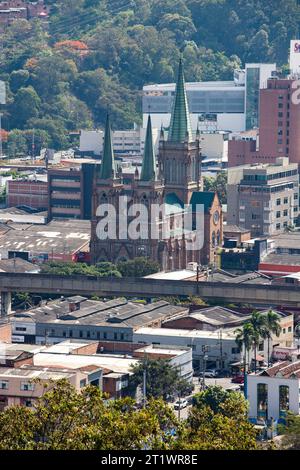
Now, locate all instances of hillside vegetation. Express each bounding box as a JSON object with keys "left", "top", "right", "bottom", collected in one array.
[{"left": 0, "top": 0, "right": 299, "bottom": 152}]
